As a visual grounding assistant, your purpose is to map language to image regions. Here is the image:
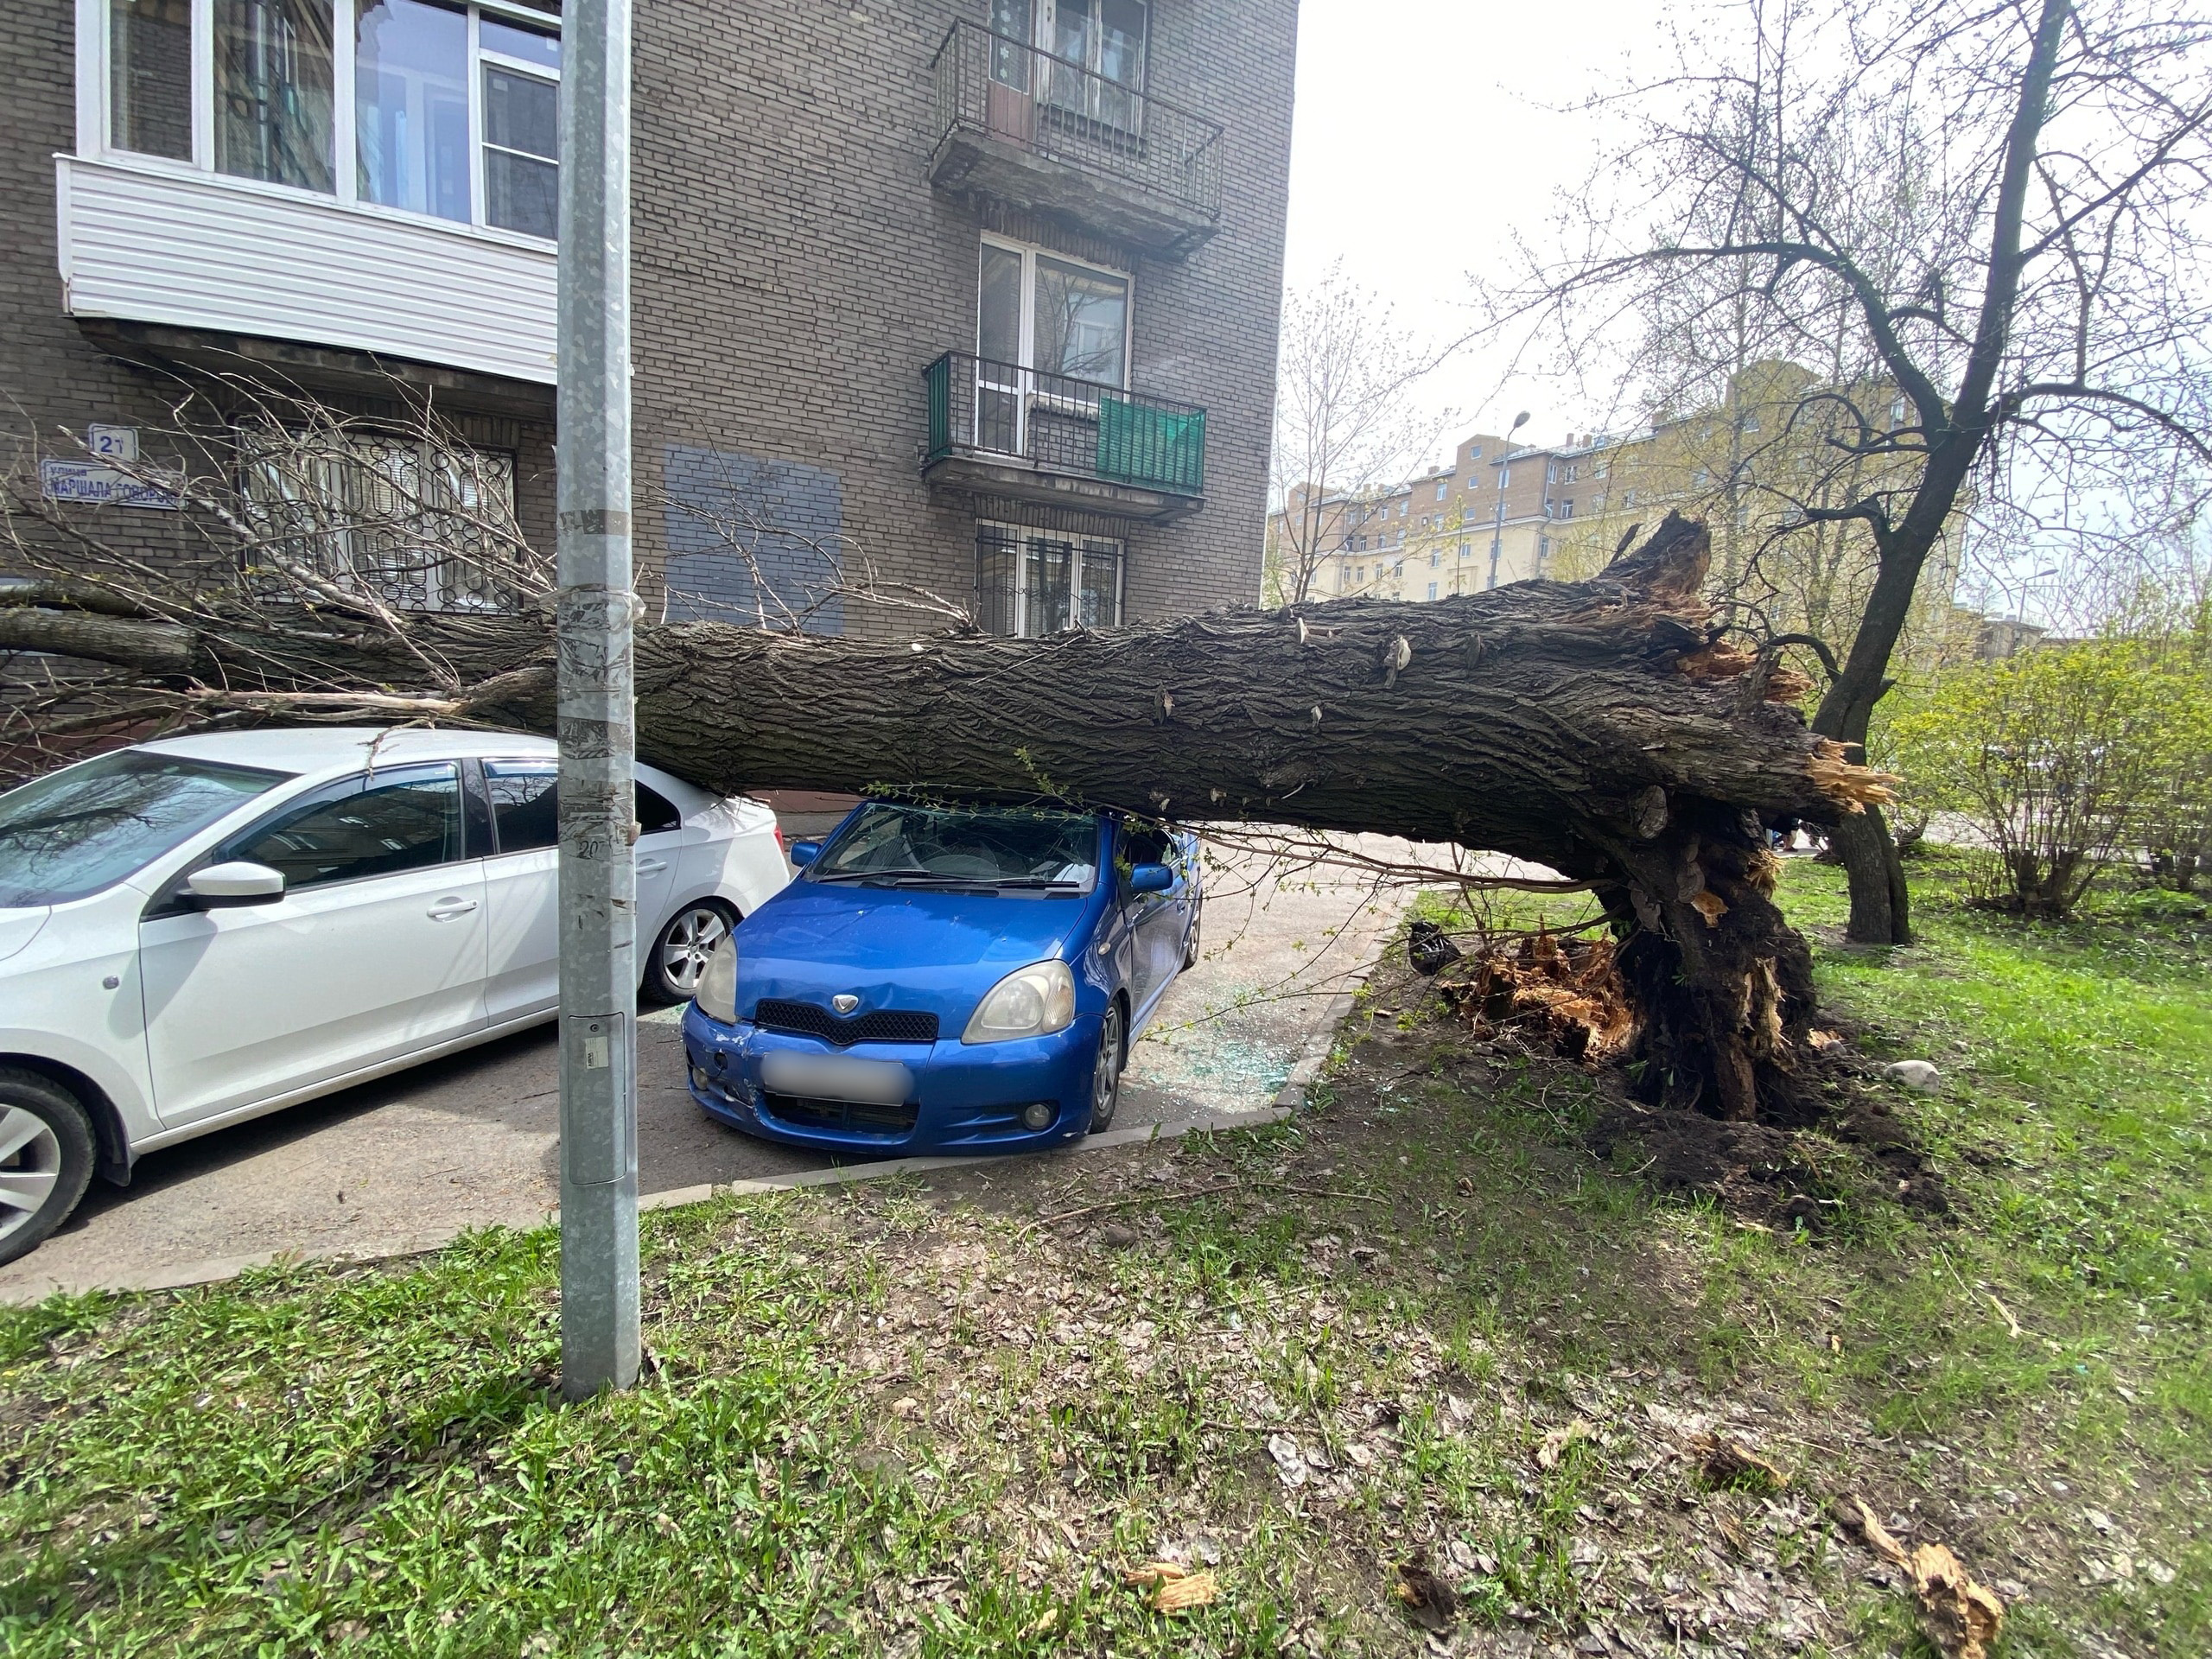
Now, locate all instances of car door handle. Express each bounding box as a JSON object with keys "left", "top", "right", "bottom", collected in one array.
[
  {"left": 426, "top": 899, "right": 480, "bottom": 921},
  {"left": 635, "top": 858, "right": 670, "bottom": 875}
]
